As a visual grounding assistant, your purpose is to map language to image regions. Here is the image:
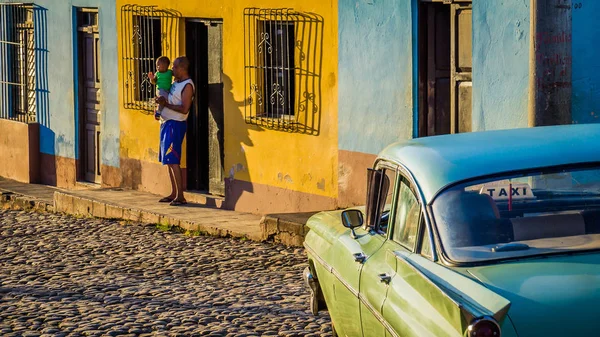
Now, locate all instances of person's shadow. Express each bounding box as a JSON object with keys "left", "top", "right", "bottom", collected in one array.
[{"left": 221, "top": 73, "right": 264, "bottom": 210}]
